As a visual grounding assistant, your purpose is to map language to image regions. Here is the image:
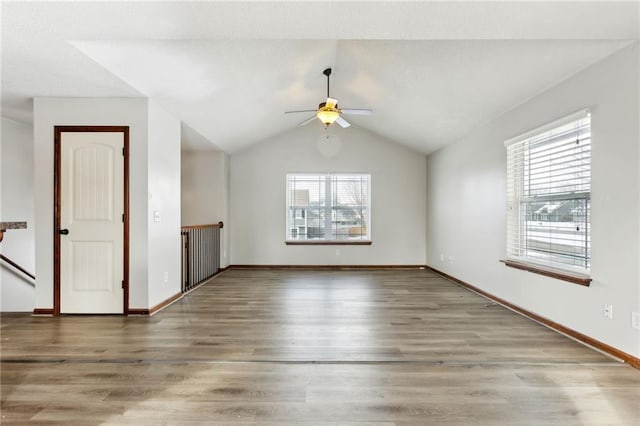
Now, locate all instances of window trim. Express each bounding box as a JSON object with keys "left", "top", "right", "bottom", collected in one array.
[
  {"left": 285, "top": 173, "right": 372, "bottom": 244},
  {"left": 285, "top": 241, "right": 372, "bottom": 246},
  {"left": 500, "top": 259, "right": 591, "bottom": 286},
  {"left": 504, "top": 108, "right": 592, "bottom": 279}
]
